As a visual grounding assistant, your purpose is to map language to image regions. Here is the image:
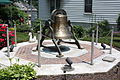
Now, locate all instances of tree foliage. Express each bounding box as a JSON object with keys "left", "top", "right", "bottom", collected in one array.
[
  {"left": 32, "top": 18, "right": 41, "bottom": 33},
  {"left": 97, "top": 20, "right": 110, "bottom": 36},
  {"left": 0, "top": 5, "right": 28, "bottom": 26},
  {"left": 73, "top": 25, "right": 86, "bottom": 38}
]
